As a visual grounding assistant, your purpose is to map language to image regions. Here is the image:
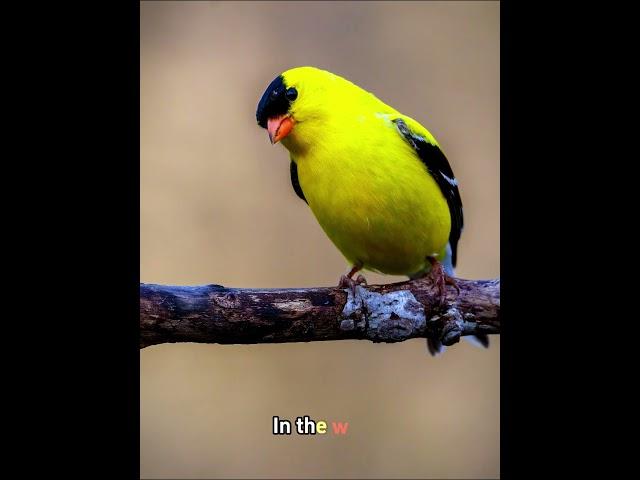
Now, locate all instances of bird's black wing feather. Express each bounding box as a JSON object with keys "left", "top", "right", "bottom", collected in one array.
[
  {"left": 392, "top": 118, "right": 463, "bottom": 266},
  {"left": 290, "top": 160, "right": 307, "bottom": 204}
]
